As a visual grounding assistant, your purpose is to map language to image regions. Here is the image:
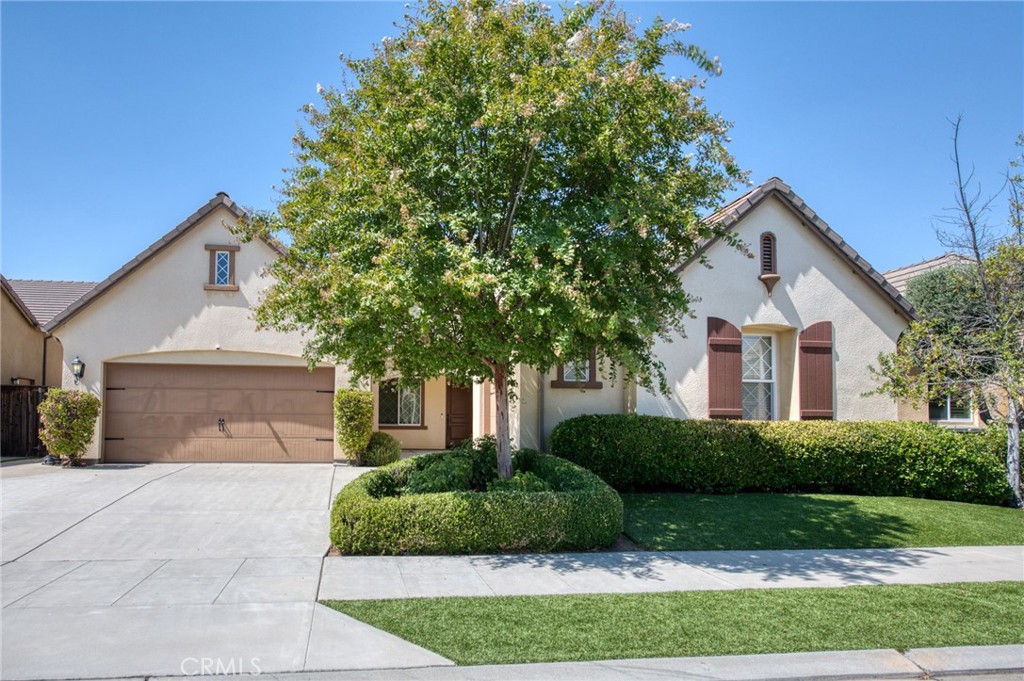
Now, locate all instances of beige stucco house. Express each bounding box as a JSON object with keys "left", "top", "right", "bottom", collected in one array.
[{"left": 43, "top": 179, "right": 922, "bottom": 463}]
